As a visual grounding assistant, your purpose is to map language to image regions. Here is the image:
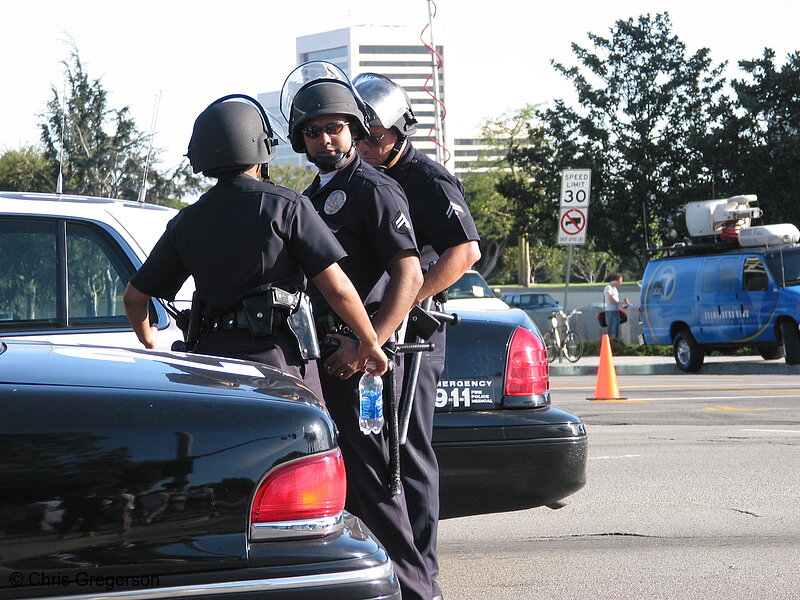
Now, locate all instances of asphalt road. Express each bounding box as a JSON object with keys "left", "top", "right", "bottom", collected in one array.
[{"left": 436, "top": 371, "right": 800, "bottom": 600}]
